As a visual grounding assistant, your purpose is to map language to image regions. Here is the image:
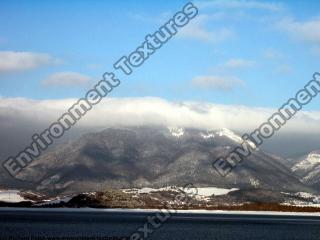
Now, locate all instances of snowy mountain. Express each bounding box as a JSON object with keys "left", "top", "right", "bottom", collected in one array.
[
  {"left": 292, "top": 151, "right": 320, "bottom": 186},
  {"left": 11, "top": 126, "right": 312, "bottom": 195}
]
